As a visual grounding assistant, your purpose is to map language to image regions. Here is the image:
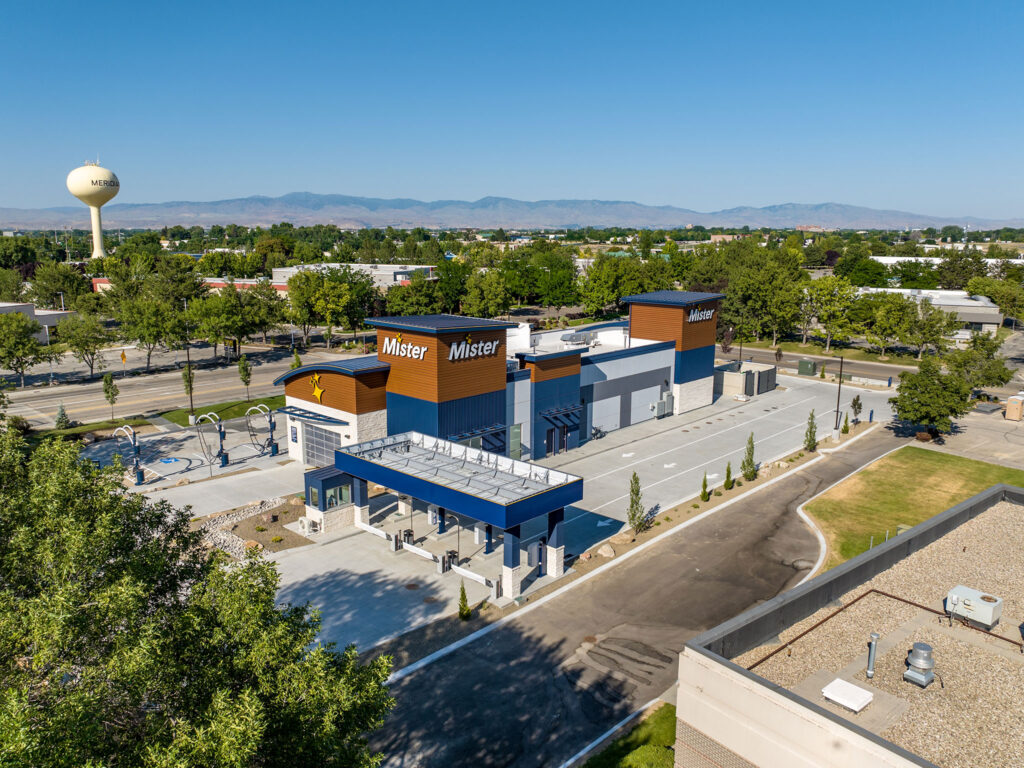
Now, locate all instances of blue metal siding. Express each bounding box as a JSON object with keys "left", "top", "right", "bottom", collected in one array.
[
  {"left": 675, "top": 345, "right": 716, "bottom": 384},
  {"left": 531, "top": 374, "right": 581, "bottom": 459},
  {"left": 386, "top": 392, "right": 440, "bottom": 436},
  {"left": 438, "top": 390, "right": 505, "bottom": 440}
]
